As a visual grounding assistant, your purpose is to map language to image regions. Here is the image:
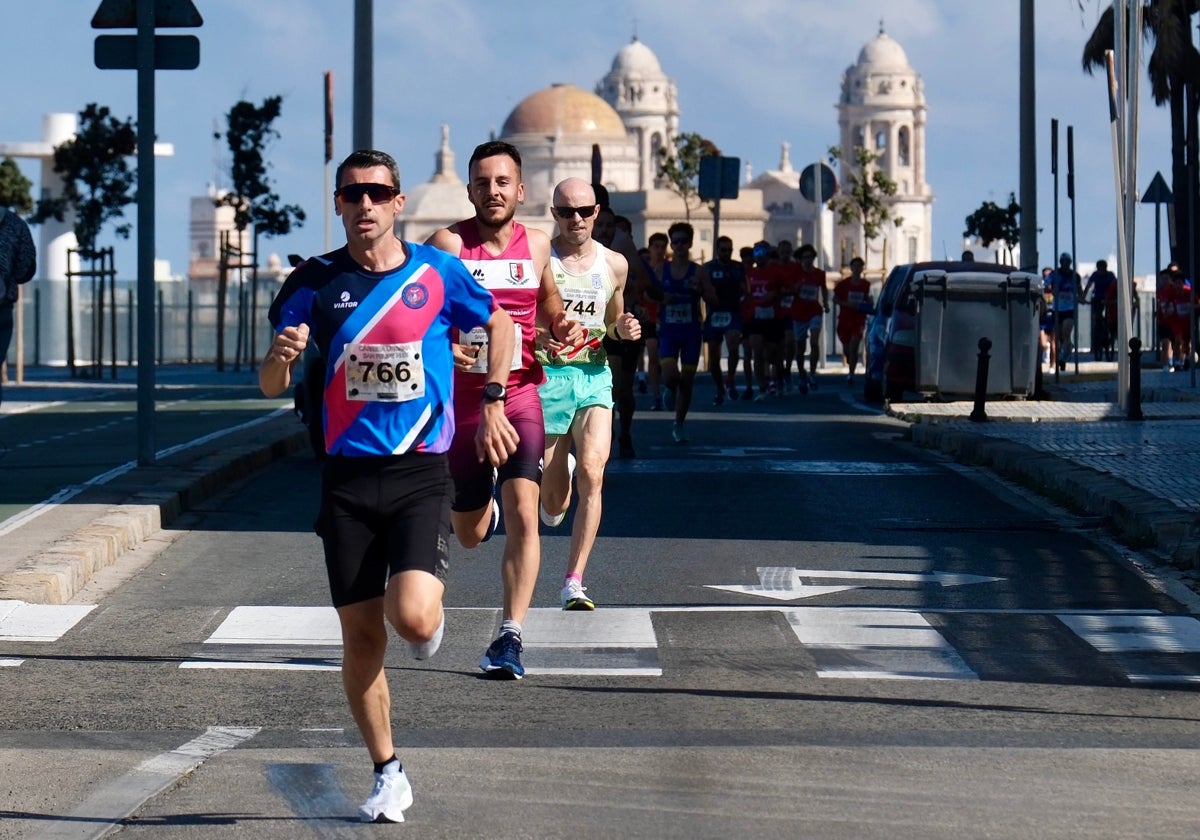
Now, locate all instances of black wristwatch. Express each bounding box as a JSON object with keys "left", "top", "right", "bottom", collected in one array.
[{"left": 482, "top": 382, "right": 508, "bottom": 403}]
